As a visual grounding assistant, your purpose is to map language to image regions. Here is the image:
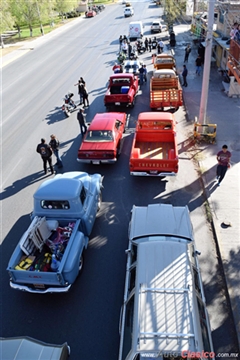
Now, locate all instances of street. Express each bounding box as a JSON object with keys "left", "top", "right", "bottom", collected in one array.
[{"left": 0, "top": 1, "right": 238, "bottom": 359}]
